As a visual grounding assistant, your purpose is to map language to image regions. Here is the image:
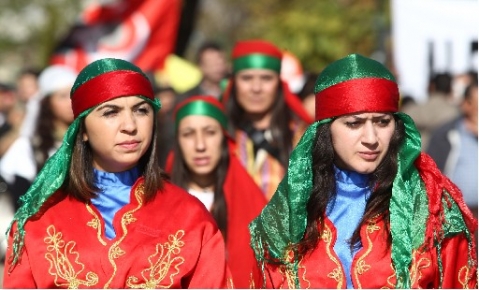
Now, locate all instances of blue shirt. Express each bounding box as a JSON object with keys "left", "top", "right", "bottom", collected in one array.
[
  {"left": 451, "top": 121, "right": 478, "bottom": 207},
  {"left": 91, "top": 167, "right": 139, "bottom": 239},
  {"left": 326, "top": 167, "right": 371, "bottom": 289}
]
